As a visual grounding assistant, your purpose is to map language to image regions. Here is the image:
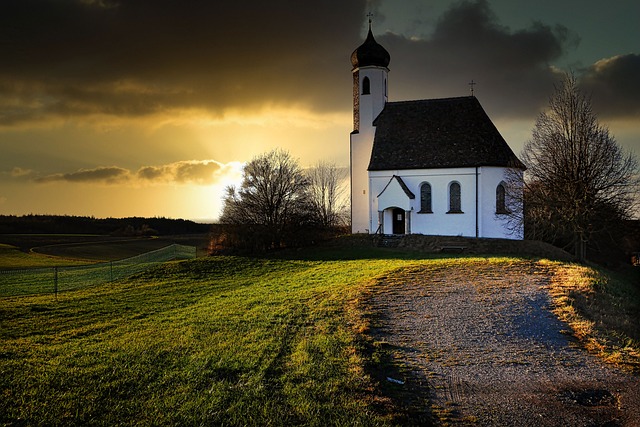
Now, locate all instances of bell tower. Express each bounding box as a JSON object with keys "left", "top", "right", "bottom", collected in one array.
[{"left": 349, "top": 19, "right": 390, "bottom": 233}]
